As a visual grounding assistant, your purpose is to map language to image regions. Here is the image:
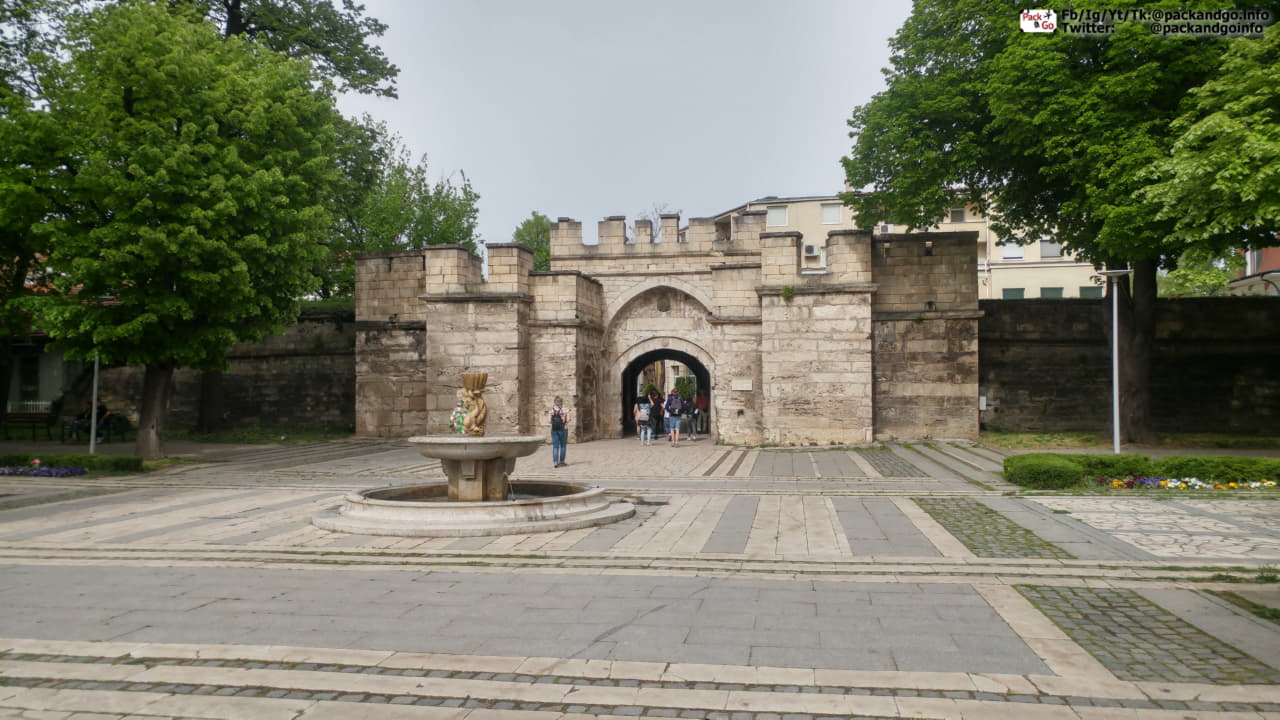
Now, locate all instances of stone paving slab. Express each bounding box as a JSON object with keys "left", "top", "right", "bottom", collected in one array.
[{"left": 1, "top": 438, "right": 1278, "bottom": 719}]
